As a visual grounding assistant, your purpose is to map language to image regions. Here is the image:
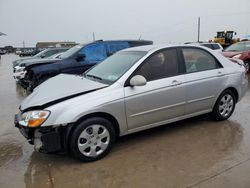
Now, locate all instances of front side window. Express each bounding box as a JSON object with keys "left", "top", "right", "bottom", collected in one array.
[
  {"left": 182, "top": 48, "right": 219, "bottom": 73},
  {"left": 107, "top": 42, "right": 129, "bottom": 55},
  {"left": 79, "top": 44, "right": 107, "bottom": 62},
  {"left": 59, "top": 44, "right": 83, "bottom": 59},
  {"left": 135, "top": 48, "right": 179, "bottom": 81}
]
